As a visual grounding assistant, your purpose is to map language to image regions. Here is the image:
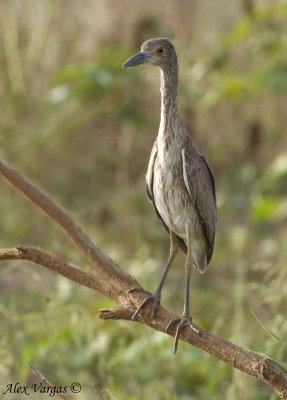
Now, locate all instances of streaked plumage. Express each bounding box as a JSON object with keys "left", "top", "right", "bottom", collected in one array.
[{"left": 123, "top": 38, "right": 216, "bottom": 352}]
